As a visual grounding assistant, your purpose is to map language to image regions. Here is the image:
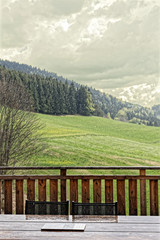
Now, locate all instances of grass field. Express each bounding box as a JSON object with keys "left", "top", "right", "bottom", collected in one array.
[{"left": 31, "top": 114, "right": 160, "bottom": 170}]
